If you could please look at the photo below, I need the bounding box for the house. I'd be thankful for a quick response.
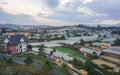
[92,42,111,48]
[3,34,28,54]
[101,42,111,48]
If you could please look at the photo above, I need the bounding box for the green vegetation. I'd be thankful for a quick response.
[0,57,43,75]
[111,30,120,35]
[60,63,72,75]
[0,39,4,53]
[112,38,120,46]
[0,56,72,75]
[27,45,33,50]
[72,58,85,69]
[41,59,53,75]
[24,53,34,64]
[101,64,114,70]
[79,39,85,46]
[54,47,90,62]
[6,58,13,64]
[84,62,99,75]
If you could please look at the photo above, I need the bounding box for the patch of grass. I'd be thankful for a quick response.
[101,64,114,70]
[54,47,90,62]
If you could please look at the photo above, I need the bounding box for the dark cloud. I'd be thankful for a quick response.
[84,0,120,20]
[44,0,120,23]
[44,0,59,8]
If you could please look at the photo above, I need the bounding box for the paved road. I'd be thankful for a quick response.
[0,54,25,64]
[0,54,66,75]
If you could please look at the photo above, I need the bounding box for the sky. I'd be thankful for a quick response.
[0,0,120,26]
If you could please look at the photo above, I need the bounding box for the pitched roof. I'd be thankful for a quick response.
[8,34,28,45]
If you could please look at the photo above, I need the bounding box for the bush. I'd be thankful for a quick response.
[72,58,84,69]
[24,53,34,64]
[7,58,13,64]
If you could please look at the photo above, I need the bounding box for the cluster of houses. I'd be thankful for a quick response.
[0,26,120,59]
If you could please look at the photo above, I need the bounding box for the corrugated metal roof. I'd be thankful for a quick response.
[103,46,120,55]
[8,34,28,44]
[80,47,101,56]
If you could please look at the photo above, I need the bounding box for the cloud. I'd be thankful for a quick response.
[82,0,93,4]
[33,16,71,25]
[77,6,107,16]
[0,0,54,17]
[0,0,120,25]
[0,7,71,25]
[97,20,120,25]
[0,2,8,4]
[85,0,120,20]
[0,8,40,24]
[44,0,59,8]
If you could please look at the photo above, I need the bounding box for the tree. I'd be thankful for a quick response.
[61,63,67,72]
[104,34,107,38]
[84,61,94,71]
[0,39,4,53]
[6,58,13,64]
[93,52,98,59]
[113,38,120,46]
[61,35,66,39]
[38,44,45,56]
[73,58,84,68]
[80,39,85,46]
[41,60,52,75]
[84,61,97,75]
[24,53,34,64]
[97,34,101,39]
[27,45,33,50]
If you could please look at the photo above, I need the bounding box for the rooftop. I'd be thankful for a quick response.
[103,46,120,55]
[80,47,101,56]
[7,34,28,44]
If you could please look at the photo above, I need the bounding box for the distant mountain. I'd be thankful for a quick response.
[114,23,120,27]
[0,24,19,28]
[89,23,120,27]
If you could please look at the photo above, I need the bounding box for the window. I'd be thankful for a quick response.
[22,43,26,47]
[19,45,22,49]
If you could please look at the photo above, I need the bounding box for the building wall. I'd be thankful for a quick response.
[18,42,27,53]
[6,44,19,54]
[101,43,111,48]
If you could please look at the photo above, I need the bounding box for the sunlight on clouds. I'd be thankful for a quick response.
[0,0,53,16]
[33,16,71,25]
[78,6,107,16]
[98,20,120,25]
[83,0,93,4]
[60,0,74,5]
[0,0,120,25]
[57,0,74,12]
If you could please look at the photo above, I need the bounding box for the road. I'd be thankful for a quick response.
[0,54,25,64]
